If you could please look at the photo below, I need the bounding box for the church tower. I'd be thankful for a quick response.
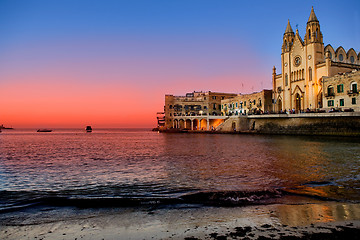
[276,20,295,111]
[304,6,324,109]
[282,20,295,53]
[304,7,323,45]
[273,7,360,113]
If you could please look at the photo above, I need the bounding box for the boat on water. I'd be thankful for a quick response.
[86,126,92,132]
[1,124,14,130]
[37,129,52,132]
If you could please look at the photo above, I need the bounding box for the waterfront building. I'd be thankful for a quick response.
[160,7,360,132]
[322,70,359,111]
[272,7,360,113]
[221,90,272,116]
[164,91,236,130]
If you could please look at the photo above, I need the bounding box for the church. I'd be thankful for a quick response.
[272,7,360,112]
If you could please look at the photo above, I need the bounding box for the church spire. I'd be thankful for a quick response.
[282,20,295,53]
[285,19,294,34]
[307,6,319,23]
[305,6,322,44]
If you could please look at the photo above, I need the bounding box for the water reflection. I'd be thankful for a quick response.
[0,130,359,201]
[276,203,360,226]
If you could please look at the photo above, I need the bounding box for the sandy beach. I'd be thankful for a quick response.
[1,200,360,240]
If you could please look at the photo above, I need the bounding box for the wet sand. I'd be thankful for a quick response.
[1,201,360,239]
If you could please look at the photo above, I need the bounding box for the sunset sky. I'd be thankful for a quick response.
[1,0,359,128]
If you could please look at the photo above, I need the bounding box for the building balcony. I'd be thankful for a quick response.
[325,93,335,97]
[347,90,359,95]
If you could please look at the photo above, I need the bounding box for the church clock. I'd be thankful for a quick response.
[294,56,301,67]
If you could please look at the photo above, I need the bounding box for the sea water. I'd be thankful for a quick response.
[0,129,360,212]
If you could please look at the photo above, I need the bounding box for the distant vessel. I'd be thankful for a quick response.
[37,129,52,132]
[0,124,13,130]
[86,126,92,132]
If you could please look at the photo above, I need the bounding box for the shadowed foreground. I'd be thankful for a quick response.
[1,201,360,240]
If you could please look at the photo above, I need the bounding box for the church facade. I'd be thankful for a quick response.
[272,7,360,112]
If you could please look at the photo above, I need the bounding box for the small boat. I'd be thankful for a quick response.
[37,129,52,132]
[86,126,92,132]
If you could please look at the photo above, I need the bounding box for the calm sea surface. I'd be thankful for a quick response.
[0,129,360,211]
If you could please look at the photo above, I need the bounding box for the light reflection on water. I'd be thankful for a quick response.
[0,129,359,202]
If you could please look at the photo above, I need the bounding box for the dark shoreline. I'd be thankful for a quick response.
[188,223,360,240]
[156,128,360,138]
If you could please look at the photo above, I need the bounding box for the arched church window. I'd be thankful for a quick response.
[285,74,288,86]
[285,40,287,50]
[302,69,304,79]
[329,51,332,59]
[339,54,344,62]
[350,56,355,64]
[316,28,318,39]
[309,67,312,81]
[308,29,311,40]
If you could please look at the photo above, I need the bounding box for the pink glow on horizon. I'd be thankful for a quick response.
[0,37,270,128]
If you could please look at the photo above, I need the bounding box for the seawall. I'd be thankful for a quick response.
[222,112,360,137]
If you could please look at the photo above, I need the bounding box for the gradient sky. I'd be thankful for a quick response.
[1,0,359,128]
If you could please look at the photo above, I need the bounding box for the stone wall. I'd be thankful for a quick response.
[218,113,360,136]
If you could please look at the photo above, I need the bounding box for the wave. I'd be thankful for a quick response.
[180,189,284,206]
[0,189,284,213]
[1,187,356,213]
